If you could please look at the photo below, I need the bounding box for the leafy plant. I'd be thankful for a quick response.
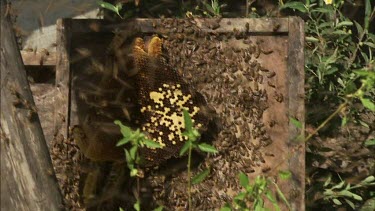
[279,1,375,209]
[98,1,124,18]
[114,120,162,210]
[323,175,375,209]
[179,109,218,210]
[304,66,375,142]
[280,0,374,116]
[195,0,226,17]
[115,120,162,177]
[221,171,291,211]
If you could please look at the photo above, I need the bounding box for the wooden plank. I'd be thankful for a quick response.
[0,4,64,210]
[67,18,289,34]
[21,51,56,66]
[287,16,305,211]
[54,19,71,139]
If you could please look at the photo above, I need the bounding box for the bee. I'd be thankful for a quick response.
[274,92,284,103]
[39,48,50,65]
[267,80,276,88]
[254,44,260,58]
[261,48,273,55]
[273,23,281,32]
[267,71,276,78]
[261,166,271,173]
[245,22,250,32]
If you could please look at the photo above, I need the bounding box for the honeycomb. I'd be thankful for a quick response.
[133,36,209,166]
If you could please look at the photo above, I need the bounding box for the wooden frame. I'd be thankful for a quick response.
[55,17,305,210]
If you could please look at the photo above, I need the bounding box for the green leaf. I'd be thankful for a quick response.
[192,129,200,138]
[354,21,363,36]
[352,193,363,201]
[341,116,348,127]
[97,1,118,13]
[306,36,319,43]
[332,30,349,35]
[97,0,123,18]
[130,168,138,177]
[333,198,342,205]
[265,190,281,211]
[115,2,122,10]
[311,7,332,13]
[363,42,375,48]
[202,1,215,15]
[119,208,124,211]
[340,190,355,197]
[198,143,218,153]
[133,200,141,211]
[342,190,362,200]
[153,206,164,211]
[336,21,353,28]
[364,0,371,30]
[179,140,191,156]
[344,198,356,210]
[239,172,249,188]
[192,169,210,185]
[143,139,162,148]
[114,120,132,137]
[265,190,276,203]
[325,48,338,65]
[360,98,375,111]
[289,117,302,129]
[319,22,333,29]
[278,170,292,180]
[279,2,307,13]
[130,145,138,160]
[124,149,132,164]
[325,67,338,75]
[332,181,345,190]
[363,176,375,183]
[234,192,246,201]
[183,109,193,131]
[116,137,131,146]
[359,120,369,128]
[354,70,372,77]
[360,197,375,211]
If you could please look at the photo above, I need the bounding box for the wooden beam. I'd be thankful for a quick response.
[21,50,56,66]
[0,2,64,210]
[287,16,305,211]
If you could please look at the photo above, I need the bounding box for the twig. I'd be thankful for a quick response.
[304,100,348,142]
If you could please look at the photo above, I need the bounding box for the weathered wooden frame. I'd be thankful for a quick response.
[55,17,305,210]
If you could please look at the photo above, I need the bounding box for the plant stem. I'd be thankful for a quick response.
[136,153,141,207]
[304,100,348,142]
[137,177,140,200]
[187,143,192,211]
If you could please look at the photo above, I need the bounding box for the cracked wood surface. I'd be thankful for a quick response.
[0,3,63,210]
